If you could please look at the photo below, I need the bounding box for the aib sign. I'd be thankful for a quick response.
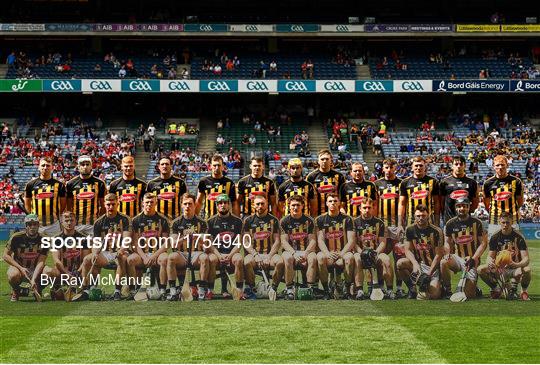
[277,80,316,92]
[43,80,81,92]
[200,80,238,92]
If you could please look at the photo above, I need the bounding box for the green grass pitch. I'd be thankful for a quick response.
[1,240,539,363]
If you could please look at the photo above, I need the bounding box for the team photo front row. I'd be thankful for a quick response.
[5,191,531,303]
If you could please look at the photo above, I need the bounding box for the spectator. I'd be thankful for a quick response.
[118,66,127,78]
[181,68,189,79]
[94,64,102,72]
[269,60,277,72]
[216,134,225,145]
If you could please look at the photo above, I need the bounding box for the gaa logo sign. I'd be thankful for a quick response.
[335,25,350,32]
[50,80,75,91]
[199,24,214,31]
[363,81,388,91]
[402,81,425,91]
[129,81,153,91]
[168,81,191,91]
[290,25,304,32]
[207,81,231,91]
[246,81,268,91]
[323,81,346,91]
[245,25,259,32]
[90,81,112,90]
[285,81,308,91]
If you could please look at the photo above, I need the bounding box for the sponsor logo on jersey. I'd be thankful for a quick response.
[318,184,335,193]
[360,233,377,242]
[254,231,271,240]
[64,249,81,259]
[456,235,473,245]
[208,192,222,201]
[20,252,40,260]
[494,191,512,201]
[381,192,399,199]
[76,191,95,200]
[248,191,266,200]
[415,241,430,251]
[218,231,236,239]
[325,231,344,240]
[290,232,308,241]
[350,196,364,205]
[36,192,54,199]
[411,190,428,199]
[142,230,158,238]
[450,190,469,200]
[158,192,175,201]
[120,193,136,202]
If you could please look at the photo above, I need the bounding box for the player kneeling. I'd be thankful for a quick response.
[207,194,244,299]
[168,193,210,301]
[396,205,444,300]
[316,193,356,299]
[242,196,283,300]
[280,195,318,299]
[127,193,170,300]
[43,211,88,300]
[441,198,486,300]
[4,214,47,301]
[353,199,394,300]
[478,212,531,300]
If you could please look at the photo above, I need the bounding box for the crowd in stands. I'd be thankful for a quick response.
[167,121,199,136]
[325,115,391,153]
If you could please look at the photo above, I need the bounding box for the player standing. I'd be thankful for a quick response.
[374,158,405,297]
[146,157,187,221]
[66,155,106,235]
[196,155,238,219]
[398,156,440,228]
[277,158,317,217]
[237,156,278,217]
[340,162,377,217]
[24,157,66,237]
[109,156,147,218]
[482,155,524,238]
[439,155,479,223]
[307,149,345,217]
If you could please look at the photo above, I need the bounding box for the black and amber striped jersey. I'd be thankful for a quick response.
[375,178,402,226]
[488,229,527,262]
[280,214,315,251]
[58,230,88,271]
[131,212,170,253]
[340,180,378,217]
[242,213,280,254]
[399,175,439,225]
[66,176,106,225]
[278,179,315,216]
[237,175,276,216]
[444,216,484,258]
[316,212,354,252]
[146,176,187,220]
[7,231,47,269]
[93,213,131,252]
[482,175,523,224]
[25,177,66,226]
[109,177,147,218]
[171,215,208,252]
[197,176,237,219]
[405,224,443,265]
[353,216,385,250]
[207,213,243,254]
[440,175,478,223]
[306,169,345,216]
